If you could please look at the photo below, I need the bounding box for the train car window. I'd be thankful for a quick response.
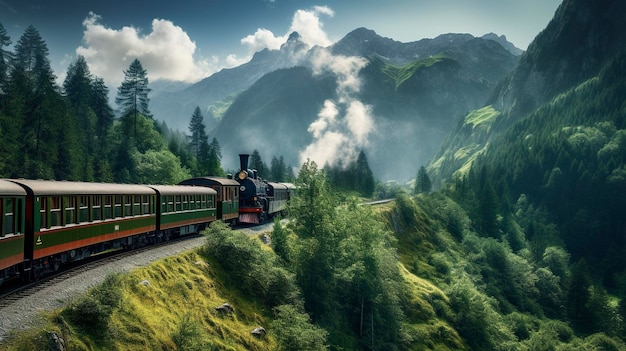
[199,195,205,209]
[39,196,47,229]
[4,198,15,235]
[16,198,23,234]
[64,196,77,225]
[142,195,150,214]
[104,196,112,219]
[160,196,167,213]
[50,197,61,227]
[123,195,132,217]
[92,196,102,221]
[114,195,122,218]
[181,195,188,211]
[79,196,89,223]
[167,195,175,213]
[133,195,141,215]
[0,198,3,236]
[175,195,182,212]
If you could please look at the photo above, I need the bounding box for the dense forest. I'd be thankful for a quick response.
[0,23,228,184]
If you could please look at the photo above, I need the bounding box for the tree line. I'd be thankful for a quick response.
[0,23,225,184]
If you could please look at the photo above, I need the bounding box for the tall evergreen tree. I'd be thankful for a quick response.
[249,149,268,177]
[187,106,210,176]
[270,156,287,181]
[414,165,432,194]
[10,26,65,179]
[115,58,151,138]
[354,150,375,197]
[63,55,96,180]
[206,137,223,176]
[91,78,114,149]
[0,22,11,92]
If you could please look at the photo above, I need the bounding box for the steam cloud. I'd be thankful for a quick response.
[298,48,374,169]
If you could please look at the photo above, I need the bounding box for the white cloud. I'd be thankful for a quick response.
[239,6,334,56]
[77,12,214,87]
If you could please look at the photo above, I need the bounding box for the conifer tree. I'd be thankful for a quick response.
[188,106,208,160]
[206,137,223,176]
[91,78,114,150]
[116,58,151,138]
[63,55,96,180]
[414,165,432,194]
[249,149,268,177]
[0,22,11,91]
[11,25,65,179]
[354,150,375,197]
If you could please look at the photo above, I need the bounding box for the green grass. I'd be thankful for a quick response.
[383,54,450,89]
[0,249,276,351]
[463,105,500,128]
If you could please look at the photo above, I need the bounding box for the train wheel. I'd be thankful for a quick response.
[51,258,61,273]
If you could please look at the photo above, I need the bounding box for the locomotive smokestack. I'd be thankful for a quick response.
[239,154,250,171]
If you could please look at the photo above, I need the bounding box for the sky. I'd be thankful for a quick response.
[0,0,562,89]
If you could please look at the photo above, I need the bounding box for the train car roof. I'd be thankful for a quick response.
[282,183,297,189]
[179,177,240,187]
[7,179,155,196]
[147,184,217,196]
[0,179,28,196]
[266,182,288,190]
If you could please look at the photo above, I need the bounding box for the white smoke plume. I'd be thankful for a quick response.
[298,48,375,169]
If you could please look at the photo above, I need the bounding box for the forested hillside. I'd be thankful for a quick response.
[0,24,229,183]
[428,0,626,342]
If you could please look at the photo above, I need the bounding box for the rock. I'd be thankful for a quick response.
[215,303,235,314]
[139,280,150,286]
[261,233,271,245]
[47,332,65,351]
[251,326,266,338]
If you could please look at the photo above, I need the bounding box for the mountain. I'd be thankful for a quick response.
[428,0,626,280]
[430,0,626,185]
[150,32,310,131]
[208,29,520,179]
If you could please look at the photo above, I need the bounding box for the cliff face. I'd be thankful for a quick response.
[490,0,626,122]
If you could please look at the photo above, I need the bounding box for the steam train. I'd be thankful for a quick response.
[181,153,295,225]
[0,153,294,286]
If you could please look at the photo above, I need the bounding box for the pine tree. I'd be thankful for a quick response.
[91,77,114,151]
[354,150,375,197]
[188,106,208,159]
[63,55,96,180]
[10,25,64,179]
[206,137,223,176]
[414,165,432,194]
[249,149,268,177]
[116,58,151,138]
[271,156,287,181]
[0,22,12,92]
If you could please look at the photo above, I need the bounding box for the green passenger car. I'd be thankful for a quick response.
[147,185,217,236]
[178,177,240,224]
[0,180,26,285]
[8,179,158,275]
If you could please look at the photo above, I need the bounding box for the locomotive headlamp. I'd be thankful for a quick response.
[238,171,247,180]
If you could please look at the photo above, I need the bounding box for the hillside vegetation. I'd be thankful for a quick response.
[2,161,625,350]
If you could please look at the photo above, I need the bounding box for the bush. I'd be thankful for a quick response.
[272,304,328,351]
[62,273,123,338]
[171,314,204,351]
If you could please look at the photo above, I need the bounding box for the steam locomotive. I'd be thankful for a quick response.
[182,154,295,225]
